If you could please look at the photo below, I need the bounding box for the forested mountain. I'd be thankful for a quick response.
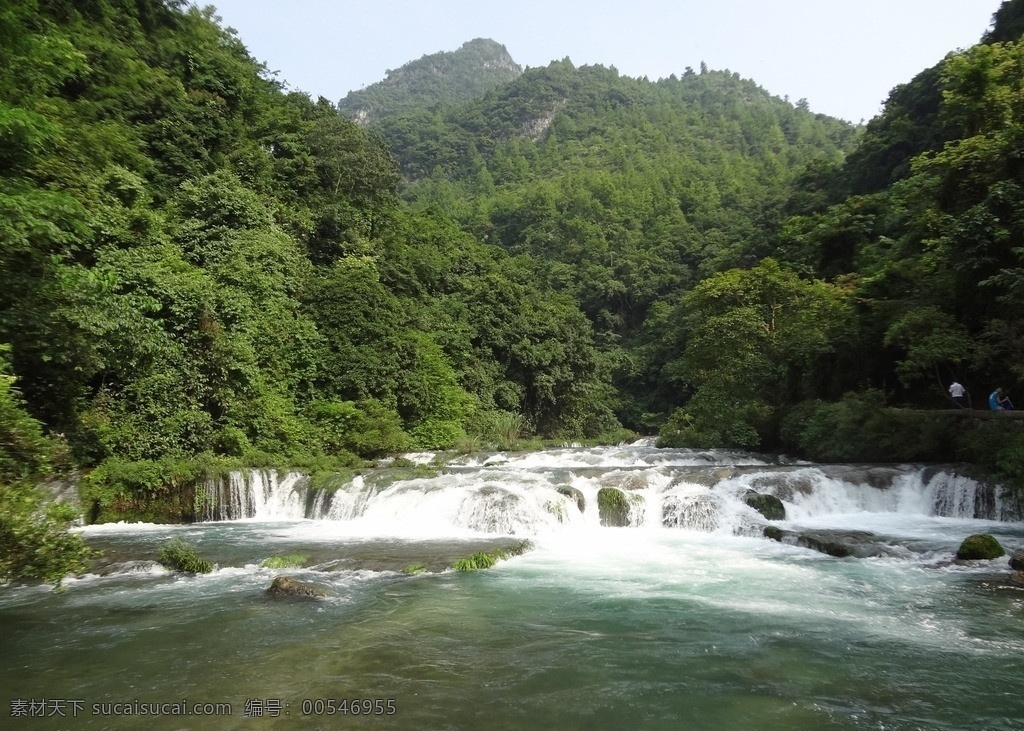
[338,38,521,124]
[365,61,859,427]
[4,0,1024,578]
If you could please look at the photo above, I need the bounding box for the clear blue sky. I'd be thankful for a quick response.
[203,0,1003,124]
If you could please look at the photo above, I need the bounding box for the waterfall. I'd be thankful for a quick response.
[196,446,1017,535]
[199,469,308,521]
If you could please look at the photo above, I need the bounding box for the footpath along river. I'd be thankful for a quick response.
[2,441,1023,730]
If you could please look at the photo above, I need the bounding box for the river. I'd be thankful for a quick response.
[2,441,1023,730]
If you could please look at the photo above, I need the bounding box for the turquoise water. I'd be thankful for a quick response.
[2,447,1023,730]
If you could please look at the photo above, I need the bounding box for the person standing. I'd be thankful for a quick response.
[949,380,966,408]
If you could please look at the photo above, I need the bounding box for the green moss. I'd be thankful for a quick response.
[598,487,640,527]
[261,554,308,569]
[956,533,1005,560]
[453,540,532,572]
[158,538,213,574]
[404,563,428,574]
[454,552,498,572]
[307,469,359,493]
[362,462,440,490]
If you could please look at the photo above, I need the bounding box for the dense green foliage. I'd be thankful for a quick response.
[0,348,91,584]
[370,59,858,430]
[2,0,1024,578]
[1,0,616,469]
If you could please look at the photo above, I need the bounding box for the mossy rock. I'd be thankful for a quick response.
[744,491,786,521]
[797,533,853,558]
[265,576,326,599]
[956,534,1005,560]
[763,525,784,542]
[597,487,632,527]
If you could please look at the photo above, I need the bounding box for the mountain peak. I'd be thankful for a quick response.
[339,38,522,124]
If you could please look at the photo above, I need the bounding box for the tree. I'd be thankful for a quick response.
[660,259,850,448]
[0,348,90,584]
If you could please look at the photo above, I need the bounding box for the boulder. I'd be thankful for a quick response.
[556,486,586,514]
[796,531,855,558]
[1009,551,1024,571]
[597,487,631,527]
[792,529,888,558]
[955,534,1005,561]
[1010,571,1024,587]
[744,491,785,521]
[265,576,326,599]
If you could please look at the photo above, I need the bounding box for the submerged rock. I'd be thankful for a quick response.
[265,576,326,599]
[764,527,899,558]
[97,560,162,576]
[796,531,860,558]
[955,534,1005,561]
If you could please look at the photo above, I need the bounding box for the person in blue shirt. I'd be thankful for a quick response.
[989,387,1013,410]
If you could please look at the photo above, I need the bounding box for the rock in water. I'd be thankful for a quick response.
[744,491,786,521]
[955,534,1005,561]
[265,576,326,599]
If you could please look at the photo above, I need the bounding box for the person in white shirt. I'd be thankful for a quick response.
[949,380,966,408]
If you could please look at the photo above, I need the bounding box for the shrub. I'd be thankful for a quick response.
[657,389,771,449]
[158,538,213,573]
[0,359,92,585]
[780,391,954,462]
[0,482,93,585]
[464,410,530,450]
[306,398,412,458]
[410,419,464,449]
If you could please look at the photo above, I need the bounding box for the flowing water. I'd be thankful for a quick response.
[3,442,1024,730]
